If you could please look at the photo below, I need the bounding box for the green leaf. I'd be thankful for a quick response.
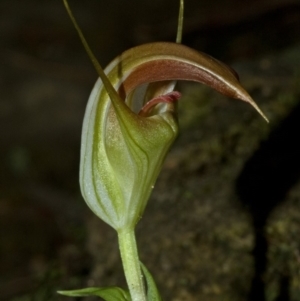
[57,286,131,301]
[140,262,162,301]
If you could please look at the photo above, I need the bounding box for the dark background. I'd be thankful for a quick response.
[1,0,300,300]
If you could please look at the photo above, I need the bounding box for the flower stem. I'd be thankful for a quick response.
[118,228,146,301]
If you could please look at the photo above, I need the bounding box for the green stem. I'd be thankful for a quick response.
[118,228,146,301]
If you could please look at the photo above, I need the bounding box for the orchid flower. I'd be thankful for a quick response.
[80,41,268,231]
[59,1,268,301]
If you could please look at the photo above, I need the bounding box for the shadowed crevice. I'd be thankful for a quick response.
[236,100,300,301]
